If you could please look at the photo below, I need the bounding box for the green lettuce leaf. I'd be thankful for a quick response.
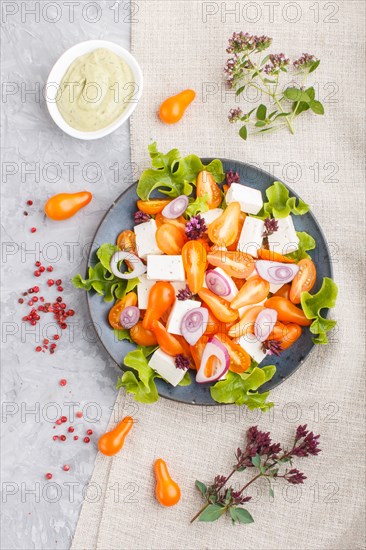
[116,349,160,403]
[185,194,210,218]
[72,244,139,302]
[137,142,225,200]
[210,365,276,411]
[114,329,133,342]
[178,371,192,386]
[301,277,338,344]
[262,181,309,218]
[286,231,316,261]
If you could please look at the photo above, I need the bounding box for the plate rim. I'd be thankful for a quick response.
[85,158,334,405]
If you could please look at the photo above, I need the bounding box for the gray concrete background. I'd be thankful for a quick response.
[1,2,133,548]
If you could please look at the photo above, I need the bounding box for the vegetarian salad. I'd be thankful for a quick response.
[73,143,338,410]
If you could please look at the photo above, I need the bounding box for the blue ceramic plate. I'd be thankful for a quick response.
[86,159,333,405]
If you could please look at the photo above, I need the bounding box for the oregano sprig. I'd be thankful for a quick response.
[224,32,324,140]
[191,424,321,524]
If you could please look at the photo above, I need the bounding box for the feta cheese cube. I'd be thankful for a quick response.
[134,219,162,259]
[147,255,185,281]
[235,333,267,364]
[226,183,263,215]
[167,299,201,335]
[200,208,223,226]
[137,274,157,309]
[148,348,186,386]
[267,216,299,255]
[237,217,264,257]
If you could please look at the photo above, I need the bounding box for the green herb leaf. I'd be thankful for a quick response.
[137,143,224,200]
[284,88,311,103]
[305,87,315,100]
[195,480,207,497]
[310,100,325,115]
[263,181,309,218]
[185,194,210,218]
[210,365,276,410]
[286,231,316,261]
[292,101,310,116]
[251,453,261,468]
[309,59,320,73]
[178,371,192,386]
[256,104,267,120]
[301,278,338,344]
[114,329,133,342]
[255,121,267,127]
[198,504,226,522]
[236,85,246,96]
[239,125,248,140]
[230,507,254,524]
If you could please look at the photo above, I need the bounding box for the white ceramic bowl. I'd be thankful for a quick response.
[46,40,143,140]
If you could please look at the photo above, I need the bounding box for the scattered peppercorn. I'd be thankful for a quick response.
[59,378,67,386]
[45,473,52,480]
[86,429,93,436]
[84,437,90,443]
[31,227,37,233]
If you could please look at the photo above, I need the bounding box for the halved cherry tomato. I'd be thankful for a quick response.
[207,250,255,279]
[196,170,222,209]
[265,297,311,326]
[189,335,210,370]
[198,288,238,323]
[289,259,317,304]
[182,241,207,293]
[203,305,221,335]
[143,282,176,329]
[151,320,184,356]
[267,321,302,350]
[215,333,251,373]
[232,277,246,290]
[196,237,211,254]
[155,213,187,231]
[257,249,296,264]
[156,223,187,255]
[227,212,246,251]
[108,292,137,330]
[223,184,229,193]
[136,199,171,215]
[228,305,265,338]
[231,275,270,310]
[274,283,291,299]
[130,321,158,346]
[117,229,137,255]
[208,202,241,246]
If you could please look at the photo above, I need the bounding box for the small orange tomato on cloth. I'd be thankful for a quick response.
[159,89,196,124]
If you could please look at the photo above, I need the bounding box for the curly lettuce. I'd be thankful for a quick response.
[262,181,309,218]
[137,142,225,200]
[301,277,338,344]
[286,231,316,261]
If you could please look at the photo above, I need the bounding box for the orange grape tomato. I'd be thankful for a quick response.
[130,321,158,346]
[98,416,134,457]
[151,320,184,356]
[230,275,270,310]
[44,191,92,221]
[206,250,255,279]
[182,240,207,293]
[197,288,238,323]
[202,305,221,335]
[227,212,246,251]
[155,213,187,231]
[136,199,171,215]
[156,223,187,255]
[215,333,251,373]
[142,282,176,329]
[208,202,241,246]
[116,229,137,253]
[289,259,317,304]
[274,283,291,299]
[175,335,193,359]
[228,305,266,338]
[268,322,302,350]
[154,458,181,507]
[232,277,246,290]
[108,292,138,330]
[196,170,222,209]
[189,335,210,370]
[159,89,196,124]
[265,297,312,326]
[257,249,296,264]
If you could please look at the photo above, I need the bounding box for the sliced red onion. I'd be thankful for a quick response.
[110,251,147,279]
[205,269,231,297]
[120,306,140,329]
[162,195,189,218]
[180,307,208,345]
[254,308,278,342]
[256,260,299,284]
[196,337,230,384]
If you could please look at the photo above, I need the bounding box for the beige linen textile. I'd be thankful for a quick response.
[72,1,366,549]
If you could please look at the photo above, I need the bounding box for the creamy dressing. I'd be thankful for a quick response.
[57,48,134,132]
